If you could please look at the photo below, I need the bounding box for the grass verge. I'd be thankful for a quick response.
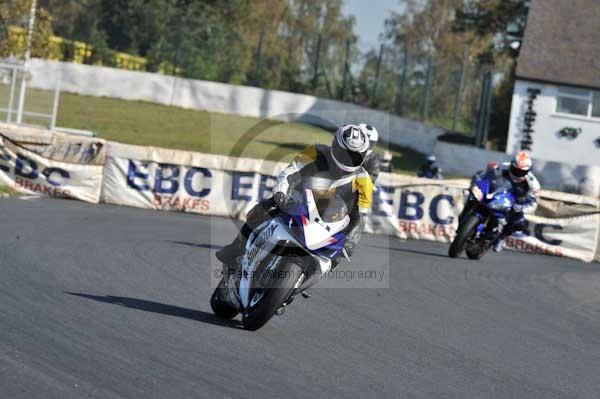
[0,86,426,174]
[0,185,20,197]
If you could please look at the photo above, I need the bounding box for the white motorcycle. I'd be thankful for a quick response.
[210,188,351,331]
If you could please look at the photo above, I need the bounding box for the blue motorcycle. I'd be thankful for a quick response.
[449,175,516,259]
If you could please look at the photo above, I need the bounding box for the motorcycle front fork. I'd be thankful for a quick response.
[475,216,506,243]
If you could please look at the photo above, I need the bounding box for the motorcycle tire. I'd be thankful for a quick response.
[449,214,480,258]
[210,277,239,319]
[242,261,302,331]
[466,245,487,260]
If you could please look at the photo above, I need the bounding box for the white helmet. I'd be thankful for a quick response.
[359,123,379,154]
[331,124,369,172]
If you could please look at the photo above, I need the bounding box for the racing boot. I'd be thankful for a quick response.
[216,234,246,266]
[493,238,505,253]
[331,258,340,270]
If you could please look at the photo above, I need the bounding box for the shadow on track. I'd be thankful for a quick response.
[66,292,242,329]
[168,241,224,250]
[366,244,449,259]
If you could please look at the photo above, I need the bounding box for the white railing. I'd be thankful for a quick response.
[0,62,61,130]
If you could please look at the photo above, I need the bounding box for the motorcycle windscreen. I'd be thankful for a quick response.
[312,232,346,259]
[304,189,350,250]
[280,190,349,252]
[487,191,515,214]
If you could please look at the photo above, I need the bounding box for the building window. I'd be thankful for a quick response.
[555,87,600,118]
[593,92,600,118]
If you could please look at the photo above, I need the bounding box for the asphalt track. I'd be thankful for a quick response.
[2,198,600,398]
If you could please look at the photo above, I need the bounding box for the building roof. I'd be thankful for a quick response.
[516,0,600,90]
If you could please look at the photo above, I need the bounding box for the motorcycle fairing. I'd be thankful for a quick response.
[470,176,517,241]
[238,189,350,310]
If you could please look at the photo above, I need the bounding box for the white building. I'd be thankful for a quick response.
[506,0,600,167]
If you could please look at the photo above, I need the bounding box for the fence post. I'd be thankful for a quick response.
[320,64,333,98]
[452,61,467,131]
[475,70,493,148]
[252,27,265,86]
[83,2,97,64]
[481,71,493,147]
[395,46,408,116]
[339,39,350,100]
[50,74,61,130]
[7,66,17,123]
[371,44,384,107]
[16,0,37,124]
[420,56,433,121]
[348,72,357,103]
[311,34,322,94]
[172,12,183,76]
[475,72,486,146]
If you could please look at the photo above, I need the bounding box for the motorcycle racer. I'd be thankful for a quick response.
[359,123,380,183]
[417,155,443,179]
[471,152,540,252]
[491,151,540,252]
[459,161,501,222]
[380,150,393,173]
[216,124,374,269]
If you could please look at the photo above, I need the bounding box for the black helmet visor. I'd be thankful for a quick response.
[332,142,365,168]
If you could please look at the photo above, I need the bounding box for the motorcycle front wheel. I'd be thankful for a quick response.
[242,261,303,331]
[449,214,480,258]
[466,245,488,260]
[210,277,239,319]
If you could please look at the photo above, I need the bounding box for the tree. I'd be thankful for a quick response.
[38,0,92,41]
[88,26,111,65]
[31,0,360,95]
[454,0,530,148]
[454,0,529,61]
[382,0,489,124]
[380,0,530,147]
[240,0,357,93]
[0,0,54,59]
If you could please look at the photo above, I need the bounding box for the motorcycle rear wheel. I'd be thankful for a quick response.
[242,261,302,331]
[449,214,480,258]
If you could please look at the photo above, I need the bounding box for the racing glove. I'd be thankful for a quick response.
[344,239,356,257]
[512,203,524,212]
[273,192,297,212]
[343,213,366,258]
[471,186,484,201]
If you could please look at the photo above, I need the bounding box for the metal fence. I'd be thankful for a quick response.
[0,62,61,129]
[32,10,496,143]
[6,0,502,147]
[44,41,495,146]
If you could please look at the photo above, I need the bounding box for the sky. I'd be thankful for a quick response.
[342,0,404,51]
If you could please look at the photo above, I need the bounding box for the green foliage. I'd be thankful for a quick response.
[40,0,357,92]
[0,0,54,58]
[453,1,530,148]
[0,184,20,197]
[488,68,516,148]
[34,0,527,151]
[375,0,530,147]
[454,0,529,60]
[88,28,111,65]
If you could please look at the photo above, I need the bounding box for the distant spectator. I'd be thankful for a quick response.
[380,150,393,173]
[417,155,443,179]
[359,124,381,183]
